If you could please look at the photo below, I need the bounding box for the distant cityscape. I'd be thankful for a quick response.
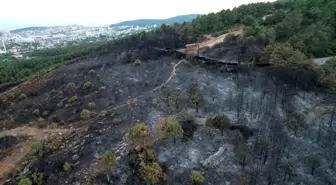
[0,24,157,58]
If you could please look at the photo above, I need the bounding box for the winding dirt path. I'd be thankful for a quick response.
[96,60,185,117]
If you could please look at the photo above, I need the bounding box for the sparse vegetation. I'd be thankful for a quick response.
[42,111,49,117]
[18,93,27,100]
[134,59,141,65]
[88,102,96,108]
[191,92,202,112]
[100,152,117,182]
[80,109,91,120]
[68,96,78,104]
[67,82,77,89]
[139,161,163,185]
[32,172,44,185]
[205,115,231,136]
[32,109,40,116]
[190,171,205,184]
[30,142,42,154]
[83,81,94,90]
[18,178,33,185]
[165,121,183,143]
[63,162,72,172]
[128,123,152,149]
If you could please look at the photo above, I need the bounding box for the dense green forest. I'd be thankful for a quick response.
[0,42,106,85]
[175,0,336,58]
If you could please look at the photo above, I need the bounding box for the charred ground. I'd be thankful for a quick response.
[0,30,336,185]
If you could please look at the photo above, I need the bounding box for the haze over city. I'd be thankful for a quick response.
[1,0,274,30]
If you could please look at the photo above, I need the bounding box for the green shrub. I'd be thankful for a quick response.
[82,177,95,185]
[190,171,204,184]
[18,93,27,100]
[57,90,64,97]
[63,162,72,172]
[49,89,57,95]
[166,121,183,143]
[50,122,58,129]
[88,70,96,75]
[88,102,96,108]
[80,109,91,120]
[32,172,44,185]
[128,123,151,148]
[68,96,78,104]
[57,101,63,107]
[191,92,202,112]
[139,161,163,185]
[67,83,77,89]
[42,111,49,117]
[83,81,94,90]
[30,142,42,154]
[18,178,32,185]
[32,109,40,116]
[37,117,44,122]
[134,59,141,65]
[205,115,231,136]
[112,117,122,125]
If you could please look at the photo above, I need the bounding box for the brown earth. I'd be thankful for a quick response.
[0,126,86,182]
[179,30,243,55]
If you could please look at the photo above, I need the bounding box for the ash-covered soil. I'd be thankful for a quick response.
[1,37,336,185]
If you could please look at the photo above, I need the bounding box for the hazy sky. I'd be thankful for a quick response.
[0,0,274,30]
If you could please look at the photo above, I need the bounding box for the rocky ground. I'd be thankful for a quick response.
[0,36,336,185]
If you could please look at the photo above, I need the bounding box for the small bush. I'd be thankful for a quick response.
[18,93,27,100]
[82,177,95,185]
[68,96,78,104]
[49,89,57,95]
[32,172,44,185]
[83,81,94,90]
[18,178,32,185]
[88,102,96,108]
[50,122,58,129]
[57,90,64,97]
[190,171,204,184]
[88,70,96,75]
[42,111,49,117]
[134,59,141,65]
[166,121,183,143]
[57,101,64,107]
[63,162,72,172]
[30,142,42,154]
[32,109,40,116]
[80,109,91,120]
[139,161,163,185]
[112,118,122,125]
[67,83,77,89]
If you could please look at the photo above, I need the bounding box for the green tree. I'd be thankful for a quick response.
[166,121,183,143]
[18,178,32,185]
[205,115,231,136]
[189,171,205,185]
[139,161,163,185]
[101,152,117,182]
[128,123,151,148]
[191,92,202,112]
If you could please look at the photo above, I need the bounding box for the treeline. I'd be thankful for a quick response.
[174,0,336,58]
[0,42,106,85]
[0,29,187,86]
[173,0,336,90]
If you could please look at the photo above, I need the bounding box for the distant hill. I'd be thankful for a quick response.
[10,27,48,33]
[110,14,200,27]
